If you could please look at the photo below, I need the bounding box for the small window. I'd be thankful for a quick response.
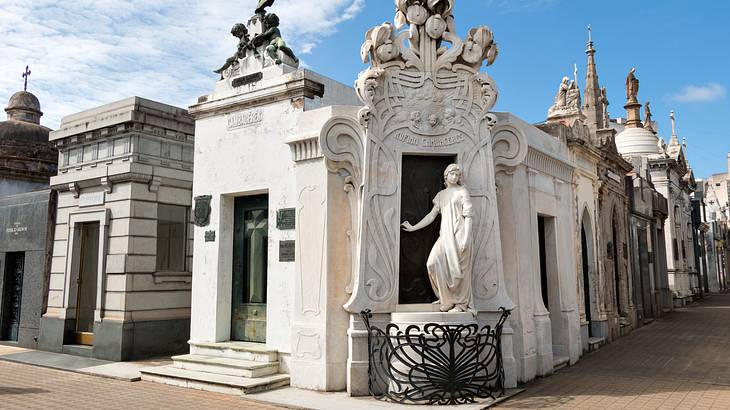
[156,204,188,272]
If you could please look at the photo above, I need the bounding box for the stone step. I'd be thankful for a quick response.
[553,355,570,371]
[189,341,279,363]
[587,337,607,352]
[171,354,278,378]
[140,365,290,396]
[62,344,92,358]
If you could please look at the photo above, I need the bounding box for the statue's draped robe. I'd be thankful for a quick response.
[427,186,475,312]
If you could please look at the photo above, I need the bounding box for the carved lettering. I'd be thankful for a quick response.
[394,131,466,147]
[227,109,263,130]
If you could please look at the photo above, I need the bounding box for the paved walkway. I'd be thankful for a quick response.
[496,293,730,410]
[0,358,286,410]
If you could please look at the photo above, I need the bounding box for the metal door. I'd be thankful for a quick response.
[1,252,25,341]
[231,195,269,342]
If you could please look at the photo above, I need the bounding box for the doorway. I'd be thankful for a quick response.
[398,154,455,304]
[1,252,25,341]
[74,222,100,345]
[637,227,653,319]
[231,194,269,343]
[581,222,593,337]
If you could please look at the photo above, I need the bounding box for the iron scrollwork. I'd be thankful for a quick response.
[360,308,511,405]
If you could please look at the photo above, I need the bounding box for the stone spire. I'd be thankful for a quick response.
[583,25,604,130]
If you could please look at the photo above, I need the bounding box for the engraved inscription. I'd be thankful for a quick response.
[394,130,466,147]
[227,109,263,130]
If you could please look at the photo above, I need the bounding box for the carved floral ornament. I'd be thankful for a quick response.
[361,0,498,71]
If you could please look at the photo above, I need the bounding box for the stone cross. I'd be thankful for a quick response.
[670,110,676,136]
[22,65,31,91]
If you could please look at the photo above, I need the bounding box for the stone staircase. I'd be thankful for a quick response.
[140,341,290,395]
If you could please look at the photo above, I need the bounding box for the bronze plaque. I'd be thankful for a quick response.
[276,208,296,230]
[279,240,295,262]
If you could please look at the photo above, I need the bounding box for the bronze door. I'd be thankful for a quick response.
[1,252,25,341]
[75,222,99,345]
[399,155,455,304]
[231,195,268,342]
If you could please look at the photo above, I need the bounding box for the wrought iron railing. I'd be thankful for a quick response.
[360,308,510,405]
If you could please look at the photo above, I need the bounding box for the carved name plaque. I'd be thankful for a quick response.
[6,222,28,236]
[279,240,295,262]
[231,72,263,88]
[79,192,105,207]
[276,208,296,230]
[227,109,263,130]
[394,130,466,147]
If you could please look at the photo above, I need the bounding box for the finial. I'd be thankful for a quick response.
[588,24,592,43]
[670,110,676,136]
[22,65,31,92]
[573,63,578,85]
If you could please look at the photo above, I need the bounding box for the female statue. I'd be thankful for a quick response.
[401,164,475,313]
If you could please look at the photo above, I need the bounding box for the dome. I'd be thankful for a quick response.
[1,90,50,142]
[615,127,660,157]
[6,91,41,114]
[0,119,51,143]
[5,91,43,125]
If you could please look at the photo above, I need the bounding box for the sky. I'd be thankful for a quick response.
[1,0,728,178]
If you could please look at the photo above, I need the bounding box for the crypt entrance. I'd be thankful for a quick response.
[398,154,455,305]
[231,194,269,343]
[73,222,100,346]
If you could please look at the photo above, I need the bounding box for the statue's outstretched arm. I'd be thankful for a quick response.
[401,205,439,232]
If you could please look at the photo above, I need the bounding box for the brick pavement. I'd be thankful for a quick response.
[0,359,287,410]
[496,293,730,410]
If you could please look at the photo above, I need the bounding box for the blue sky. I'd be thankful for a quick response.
[1,0,728,177]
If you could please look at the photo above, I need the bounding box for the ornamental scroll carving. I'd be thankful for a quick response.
[321,0,525,314]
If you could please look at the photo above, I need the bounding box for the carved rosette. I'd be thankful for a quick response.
[321,0,524,314]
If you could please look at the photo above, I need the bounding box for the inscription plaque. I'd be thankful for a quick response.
[276,208,296,230]
[232,72,263,88]
[279,240,295,262]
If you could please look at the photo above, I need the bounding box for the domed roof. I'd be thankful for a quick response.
[0,119,51,143]
[615,127,660,157]
[1,90,50,142]
[6,91,42,115]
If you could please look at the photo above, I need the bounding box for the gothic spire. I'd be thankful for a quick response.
[583,25,604,131]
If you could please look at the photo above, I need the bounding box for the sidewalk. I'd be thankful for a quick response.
[495,293,730,409]
[0,344,170,381]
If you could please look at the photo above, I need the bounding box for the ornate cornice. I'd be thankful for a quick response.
[524,147,573,182]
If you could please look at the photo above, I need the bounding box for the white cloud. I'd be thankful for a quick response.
[672,83,727,103]
[0,0,363,128]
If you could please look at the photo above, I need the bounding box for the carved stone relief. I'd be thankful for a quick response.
[320,1,526,314]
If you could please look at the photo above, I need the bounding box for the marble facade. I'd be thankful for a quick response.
[38,97,195,360]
